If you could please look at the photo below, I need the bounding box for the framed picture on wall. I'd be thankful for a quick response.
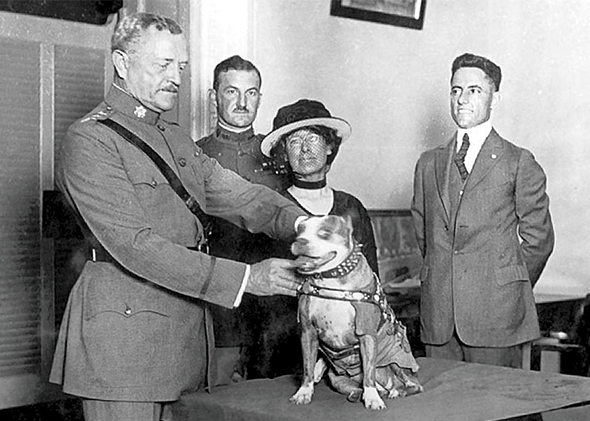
[330,0,427,30]
[368,209,422,290]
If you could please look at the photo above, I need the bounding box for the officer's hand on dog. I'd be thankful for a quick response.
[247,258,302,297]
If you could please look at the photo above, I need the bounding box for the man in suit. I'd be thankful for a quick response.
[411,53,554,367]
[196,56,291,382]
[49,13,305,421]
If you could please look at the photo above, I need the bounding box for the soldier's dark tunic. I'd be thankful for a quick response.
[197,127,289,264]
[197,126,295,378]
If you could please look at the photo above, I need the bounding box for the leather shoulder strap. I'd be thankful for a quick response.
[97,118,210,228]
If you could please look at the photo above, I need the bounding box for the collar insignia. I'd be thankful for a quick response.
[134,105,147,119]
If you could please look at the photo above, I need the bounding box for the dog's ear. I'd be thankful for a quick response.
[345,214,356,245]
[344,214,354,230]
[342,215,354,237]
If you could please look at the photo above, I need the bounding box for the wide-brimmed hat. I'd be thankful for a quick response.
[261,99,352,157]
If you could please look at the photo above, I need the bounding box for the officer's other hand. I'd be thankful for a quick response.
[246,258,302,297]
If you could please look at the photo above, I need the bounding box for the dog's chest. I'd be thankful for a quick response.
[308,296,358,349]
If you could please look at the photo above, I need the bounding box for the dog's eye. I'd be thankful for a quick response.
[318,230,331,240]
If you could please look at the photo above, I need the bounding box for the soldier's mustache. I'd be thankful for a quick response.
[162,84,179,93]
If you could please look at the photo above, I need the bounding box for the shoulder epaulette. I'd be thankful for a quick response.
[80,109,112,124]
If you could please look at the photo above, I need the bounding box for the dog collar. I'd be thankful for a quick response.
[311,243,363,279]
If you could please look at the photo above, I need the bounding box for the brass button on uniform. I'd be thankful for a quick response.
[151,179,158,187]
[178,158,187,167]
[124,307,132,316]
[157,124,165,131]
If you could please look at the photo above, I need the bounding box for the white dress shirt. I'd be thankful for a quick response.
[457,120,492,173]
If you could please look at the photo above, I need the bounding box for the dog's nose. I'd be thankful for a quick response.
[291,237,309,255]
[294,237,309,246]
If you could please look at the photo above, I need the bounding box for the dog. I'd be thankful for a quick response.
[289,215,423,410]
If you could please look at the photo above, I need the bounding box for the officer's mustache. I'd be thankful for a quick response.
[233,106,250,113]
[162,84,179,93]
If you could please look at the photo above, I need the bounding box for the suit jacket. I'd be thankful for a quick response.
[49,85,304,401]
[411,129,554,347]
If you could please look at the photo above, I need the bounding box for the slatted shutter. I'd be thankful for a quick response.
[54,45,107,152]
[0,38,42,376]
[0,37,107,403]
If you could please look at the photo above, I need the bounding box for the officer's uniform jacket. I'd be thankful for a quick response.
[411,129,554,347]
[196,126,289,192]
[49,85,304,401]
[196,126,291,350]
[196,126,289,264]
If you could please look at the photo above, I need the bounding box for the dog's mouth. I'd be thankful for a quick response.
[294,251,337,274]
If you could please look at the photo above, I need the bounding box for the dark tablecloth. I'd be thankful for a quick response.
[171,358,590,421]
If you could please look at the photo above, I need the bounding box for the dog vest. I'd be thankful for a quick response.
[297,243,418,376]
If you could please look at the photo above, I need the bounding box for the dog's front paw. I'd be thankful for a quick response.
[363,387,386,410]
[290,384,314,405]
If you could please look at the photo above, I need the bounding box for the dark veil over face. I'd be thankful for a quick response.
[270,125,342,178]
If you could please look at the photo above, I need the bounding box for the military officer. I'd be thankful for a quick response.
[49,13,305,421]
[196,55,293,381]
[197,54,289,191]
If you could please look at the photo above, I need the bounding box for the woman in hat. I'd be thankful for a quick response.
[245,99,379,380]
[261,98,378,274]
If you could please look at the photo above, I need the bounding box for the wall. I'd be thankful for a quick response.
[239,0,590,295]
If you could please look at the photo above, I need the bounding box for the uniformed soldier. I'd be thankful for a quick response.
[49,13,305,421]
[197,55,288,191]
[196,55,295,381]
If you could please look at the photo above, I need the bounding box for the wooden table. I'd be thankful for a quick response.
[171,357,590,421]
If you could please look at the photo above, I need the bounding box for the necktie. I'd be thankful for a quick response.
[455,133,470,182]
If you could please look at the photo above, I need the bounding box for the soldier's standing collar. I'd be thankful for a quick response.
[214,125,256,144]
[105,84,160,125]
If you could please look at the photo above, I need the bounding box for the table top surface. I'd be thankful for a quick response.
[173,358,590,421]
[534,292,587,304]
[385,279,587,304]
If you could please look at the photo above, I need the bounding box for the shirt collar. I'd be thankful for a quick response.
[106,83,160,125]
[218,119,253,134]
[457,120,492,151]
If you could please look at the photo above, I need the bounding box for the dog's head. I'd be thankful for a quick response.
[291,215,355,274]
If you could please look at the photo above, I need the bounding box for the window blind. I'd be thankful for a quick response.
[0,38,42,376]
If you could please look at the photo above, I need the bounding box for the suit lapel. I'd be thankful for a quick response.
[464,129,504,191]
[435,137,455,222]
